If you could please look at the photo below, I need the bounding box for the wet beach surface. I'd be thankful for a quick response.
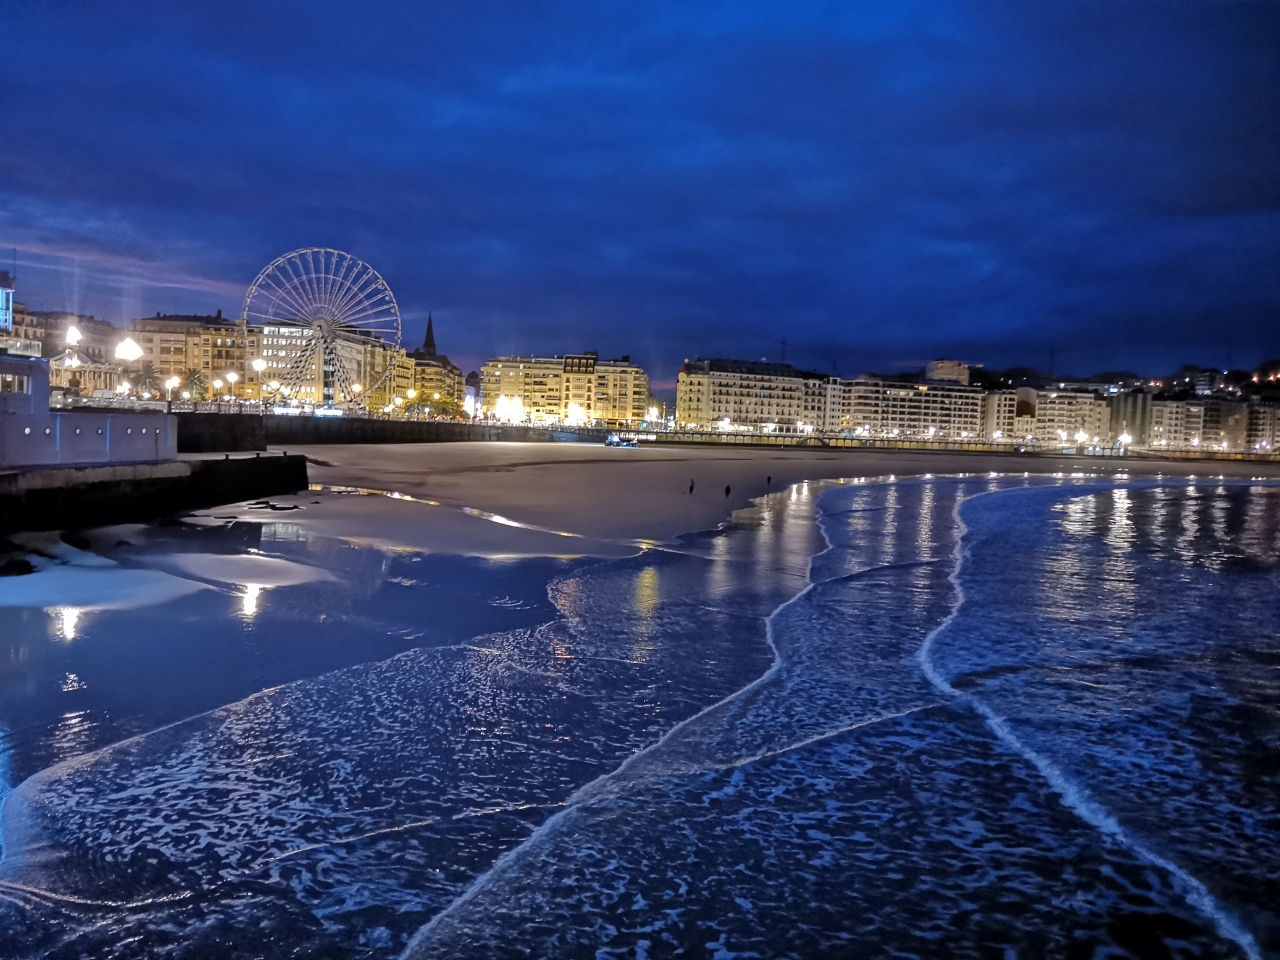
[0,471,1276,958]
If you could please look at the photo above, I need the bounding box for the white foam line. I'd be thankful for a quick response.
[401,482,848,955]
[918,486,1262,960]
[0,880,193,910]
[713,704,942,773]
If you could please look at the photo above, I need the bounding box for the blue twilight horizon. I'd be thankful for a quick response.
[1,0,1278,383]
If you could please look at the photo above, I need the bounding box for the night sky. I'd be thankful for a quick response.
[2,1,1278,385]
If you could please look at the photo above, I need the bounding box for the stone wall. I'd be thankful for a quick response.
[0,454,308,534]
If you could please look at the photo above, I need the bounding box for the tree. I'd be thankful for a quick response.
[134,360,160,395]
[408,395,464,419]
[181,368,207,400]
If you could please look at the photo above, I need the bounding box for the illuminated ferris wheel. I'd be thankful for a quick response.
[242,248,401,406]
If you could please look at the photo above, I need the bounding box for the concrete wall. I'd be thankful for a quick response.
[0,454,308,534]
[1,354,178,468]
[176,412,266,453]
[0,410,177,467]
[263,415,573,446]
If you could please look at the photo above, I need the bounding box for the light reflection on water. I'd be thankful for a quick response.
[0,478,1276,960]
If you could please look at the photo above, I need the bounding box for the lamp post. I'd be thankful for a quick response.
[165,376,180,403]
[251,359,266,404]
[226,371,239,402]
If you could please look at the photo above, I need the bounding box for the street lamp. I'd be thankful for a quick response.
[226,371,239,400]
[114,338,144,362]
[65,325,82,346]
[252,358,267,373]
[165,376,180,401]
[1074,430,1090,444]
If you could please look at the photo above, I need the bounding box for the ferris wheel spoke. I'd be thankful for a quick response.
[331,259,390,322]
[335,296,399,330]
[320,253,364,316]
[327,253,361,319]
[328,345,360,405]
[278,258,323,321]
[317,250,341,319]
[303,249,331,321]
[259,271,316,323]
[277,334,319,383]
[328,263,378,322]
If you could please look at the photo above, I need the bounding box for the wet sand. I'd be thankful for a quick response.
[271,441,1280,544]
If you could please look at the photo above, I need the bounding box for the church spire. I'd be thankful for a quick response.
[422,313,437,356]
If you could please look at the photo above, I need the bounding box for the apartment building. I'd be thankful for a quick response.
[1200,399,1249,452]
[1247,403,1279,452]
[924,359,971,385]
[1150,399,1205,449]
[1023,389,1111,443]
[482,352,650,424]
[676,359,828,433]
[409,318,464,404]
[1107,391,1153,445]
[845,377,986,439]
[983,390,1018,441]
[129,311,269,399]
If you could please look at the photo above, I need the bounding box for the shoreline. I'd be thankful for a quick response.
[275,441,1280,547]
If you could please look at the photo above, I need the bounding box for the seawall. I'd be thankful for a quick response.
[176,413,596,452]
[0,454,309,535]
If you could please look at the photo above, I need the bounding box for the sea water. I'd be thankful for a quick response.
[0,476,1276,958]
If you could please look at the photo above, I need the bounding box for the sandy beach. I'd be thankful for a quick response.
[268,441,1280,547]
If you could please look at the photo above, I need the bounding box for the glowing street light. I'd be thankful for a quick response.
[65,325,82,346]
[1074,430,1090,444]
[181,390,191,400]
[114,338,144,362]
[116,381,130,394]
[251,358,267,373]
[406,389,417,400]
[165,376,180,401]
[1117,433,1133,446]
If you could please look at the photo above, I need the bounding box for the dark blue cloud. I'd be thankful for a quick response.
[2,0,1278,381]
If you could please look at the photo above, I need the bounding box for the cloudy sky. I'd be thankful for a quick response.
[2,0,1278,384]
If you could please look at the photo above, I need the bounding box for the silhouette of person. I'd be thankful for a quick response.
[767,475,772,485]
[689,479,695,494]
[724,484,731,498]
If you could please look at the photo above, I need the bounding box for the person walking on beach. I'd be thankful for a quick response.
[724,484,731,498]
[689,479,695,494]
[767,475,772,485]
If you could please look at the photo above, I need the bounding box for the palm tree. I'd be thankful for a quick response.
[134,360,160,396]
[181,368,207,400]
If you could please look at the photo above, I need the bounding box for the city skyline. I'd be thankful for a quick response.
[3,2,1279,383]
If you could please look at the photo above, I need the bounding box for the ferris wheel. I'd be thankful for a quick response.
[242,248,401,406]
